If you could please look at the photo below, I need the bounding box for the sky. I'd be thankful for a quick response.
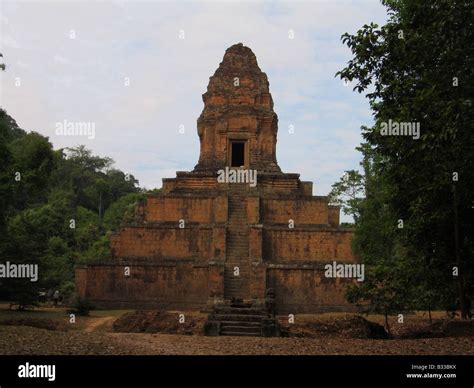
[0,0,388,222]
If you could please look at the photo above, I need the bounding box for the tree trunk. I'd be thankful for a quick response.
[98,191,103,220]
[453,185,467,319]
[384,312,390,335]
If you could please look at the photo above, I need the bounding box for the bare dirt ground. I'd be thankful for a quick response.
[109,332,474,355]
[0,325,472,355]
[0,304,472,355]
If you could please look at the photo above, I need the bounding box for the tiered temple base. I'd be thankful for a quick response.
[76,170,357,314]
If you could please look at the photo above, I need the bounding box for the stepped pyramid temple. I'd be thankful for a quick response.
[76,43,356,315]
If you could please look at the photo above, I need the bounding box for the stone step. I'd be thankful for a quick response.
[224,278,247,282]
[224,287,247,292]
[224,282,248,287]
[224,268,250,272]
[224,275,249,278]
[214,307,265,315]
[220,326,262,334]
[224,278,248,282]
[223,289,247,295]
[220,321,261,327]
[220,331,261,337]
[220,322,261,330]
[223,284,248,290]
[226,192,249,301]
[210,314,265,322]
[204,302,280,337]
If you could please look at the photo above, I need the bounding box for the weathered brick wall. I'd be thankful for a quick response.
[266,267,357,313]
[262,199,329,225]
[249,225,263,261]
[77,263,218,310]
[145,196,214,223]
[247,196,260,224]
[248,263,266,300]
[263,229,355,262]
[328,205,341,227]
[110,226,225,261]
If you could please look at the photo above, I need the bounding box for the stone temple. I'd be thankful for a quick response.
[76,43,356,314]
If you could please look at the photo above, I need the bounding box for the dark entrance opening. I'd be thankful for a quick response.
[231,142,245,167]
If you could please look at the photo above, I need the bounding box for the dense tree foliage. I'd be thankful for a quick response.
[0,105,145,307]
[334,0,473,321]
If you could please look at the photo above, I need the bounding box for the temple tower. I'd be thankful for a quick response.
[194,43,281,174]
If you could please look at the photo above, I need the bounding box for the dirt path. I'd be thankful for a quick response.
[83,316,116,333]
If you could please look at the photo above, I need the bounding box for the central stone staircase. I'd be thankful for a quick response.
[209,305,265,336]
[204,300,281,337]
[204,183,280,337]
[224,187,250,300]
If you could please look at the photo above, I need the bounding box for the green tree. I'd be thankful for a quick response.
[103,192,145,232]
[337,0,473,318]
[9,132,55,209]
[328,169,364,224]
[0,58,145,306]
